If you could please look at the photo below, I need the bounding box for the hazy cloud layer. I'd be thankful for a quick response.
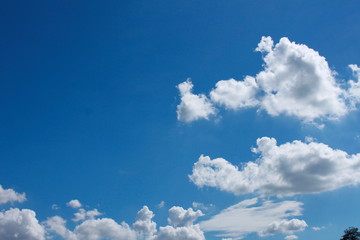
[177,36,359,124]
[190,137,360,197]
[200,198,306,239]
[0,185,26,204]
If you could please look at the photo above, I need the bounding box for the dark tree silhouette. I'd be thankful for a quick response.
[341,227,360,240]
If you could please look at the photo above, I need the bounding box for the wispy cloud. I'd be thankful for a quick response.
[200,198,306,239]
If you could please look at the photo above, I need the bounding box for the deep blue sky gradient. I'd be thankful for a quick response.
[1,1,360,239]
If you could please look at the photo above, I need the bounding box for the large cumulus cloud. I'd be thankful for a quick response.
[189,137,360,197]
[177,36,359,125]
[0,208,45,240]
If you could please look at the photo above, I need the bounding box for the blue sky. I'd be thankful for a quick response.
[1,0,360,240]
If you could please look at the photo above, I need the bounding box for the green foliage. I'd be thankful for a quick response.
[341,227,360,240]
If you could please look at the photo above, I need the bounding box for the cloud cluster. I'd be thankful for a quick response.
[177,36,359,124]
[0,184,205,240]
[0,185,308,240]
[0,185,26,204]
[46,216,137,240]
[189,137,360,197]
[45,205,205,240]
[200,198,306,239]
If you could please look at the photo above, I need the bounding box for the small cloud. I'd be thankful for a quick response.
[192,202,214,211]
[157,201,165,208]
[51,204,60,210]
[285,235,298,240]
[305,136,316,143]
[312,226,325,231]
[176,79,216,122]
[73,208,102,222]
[67,199,82,208]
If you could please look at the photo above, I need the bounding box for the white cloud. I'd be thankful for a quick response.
[45,216,77,240]
[312,226,325,231]
[210,77,259,110]
[46,205,206,240]
[0,208,45,240]
[132,206,157,238]
[255,37,347,122]
[153,206,205,240]
[73,208,102,222]
[200,198,305,239]
[67,199,82,208]
[177,36,358,124]
[176,80,216,122]
[154,224,205,240]
[157,201,165,209]
[52,204,60,210]
[285,235,298,240]
[0,185,26,204]
[168,206,204,227]
[259,219,307,236]
[255,36,274,53]
[192,202,214,211]
[74,218,137,240]
[189,137,360,197]
[45,216,137,240]
[347,64,360,107]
